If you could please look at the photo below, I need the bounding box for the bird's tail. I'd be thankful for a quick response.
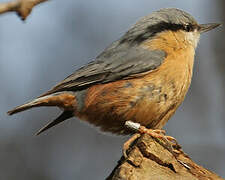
[7,94,57,115]
[8,96,46,115]
[7,92,75,116]
[7,92,76,135]
[35,111,73,135]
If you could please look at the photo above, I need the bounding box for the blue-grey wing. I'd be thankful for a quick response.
[43,41,166,95]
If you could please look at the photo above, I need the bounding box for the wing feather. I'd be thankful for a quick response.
[41,41,166,96]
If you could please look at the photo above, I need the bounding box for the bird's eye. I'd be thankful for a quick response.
[184,24,192,32]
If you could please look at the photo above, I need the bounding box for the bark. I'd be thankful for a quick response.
[107,134,223,180]
[0,0,47,20]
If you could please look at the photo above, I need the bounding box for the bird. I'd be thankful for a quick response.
[8,8,220,145]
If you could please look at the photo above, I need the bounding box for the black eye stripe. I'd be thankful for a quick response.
[147,22,195,34]
[120,22,197,45]
[184,24,195,32]
[184,25,191,32]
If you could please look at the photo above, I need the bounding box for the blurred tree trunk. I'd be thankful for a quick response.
[107,134,223,180]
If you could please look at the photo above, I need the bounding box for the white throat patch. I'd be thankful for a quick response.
[185,29,200,48]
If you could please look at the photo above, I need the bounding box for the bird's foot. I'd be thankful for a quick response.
[124,121,180,158]
[123,133,141,158]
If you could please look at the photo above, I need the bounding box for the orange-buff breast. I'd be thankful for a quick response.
[75,31,196,135]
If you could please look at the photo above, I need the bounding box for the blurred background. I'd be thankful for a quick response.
[0,0,224,179]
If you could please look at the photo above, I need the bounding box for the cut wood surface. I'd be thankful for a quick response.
[107,134,223,180]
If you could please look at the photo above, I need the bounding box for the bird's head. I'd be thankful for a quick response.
[121,8,220,49]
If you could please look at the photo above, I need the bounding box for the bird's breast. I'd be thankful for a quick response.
[75,41,195,134]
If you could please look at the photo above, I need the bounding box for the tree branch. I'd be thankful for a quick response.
[0,0,47,20]
[107,134,223,180]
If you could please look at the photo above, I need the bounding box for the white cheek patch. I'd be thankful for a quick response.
[186,30,200,48]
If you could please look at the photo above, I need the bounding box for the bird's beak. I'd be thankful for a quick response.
[198,23,221,33]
